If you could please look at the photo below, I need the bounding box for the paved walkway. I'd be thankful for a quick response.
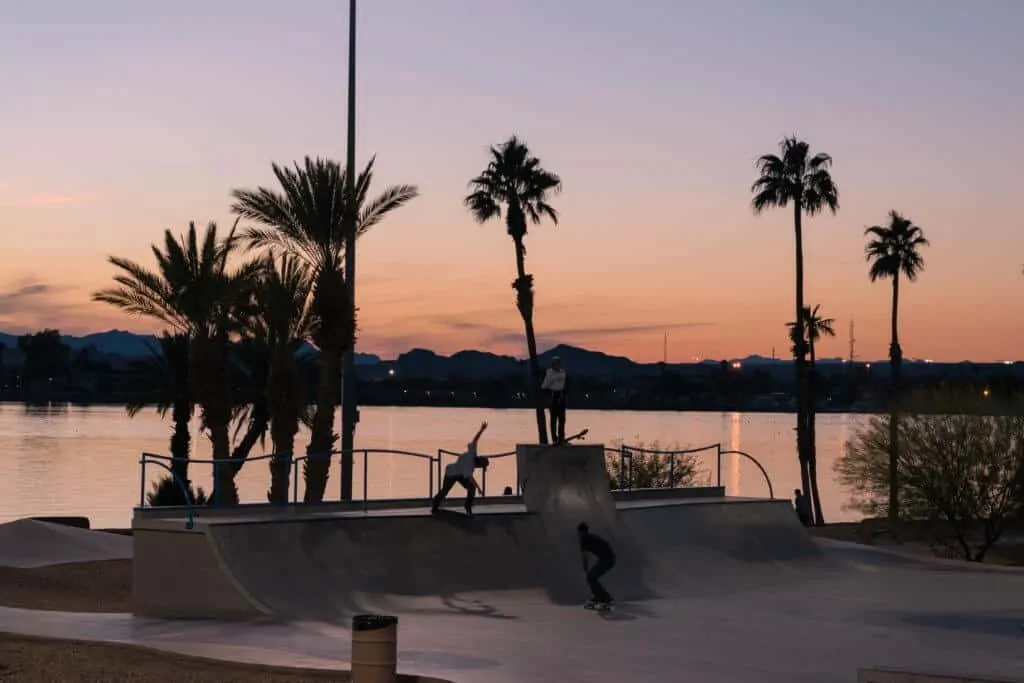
[2,541,1023,683]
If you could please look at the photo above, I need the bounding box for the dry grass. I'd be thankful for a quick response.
[0,560,131,612]
[0,632,356,682]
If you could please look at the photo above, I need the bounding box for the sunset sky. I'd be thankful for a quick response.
[1,1,1022,362]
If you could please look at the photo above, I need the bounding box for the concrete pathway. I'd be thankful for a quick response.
[1,540,1023,683]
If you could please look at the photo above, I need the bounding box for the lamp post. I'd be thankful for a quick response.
[339,0,358,500]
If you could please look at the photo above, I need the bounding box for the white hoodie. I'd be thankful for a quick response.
[542,367,566,392]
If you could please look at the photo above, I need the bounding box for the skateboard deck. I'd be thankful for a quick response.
[584,601,613,613]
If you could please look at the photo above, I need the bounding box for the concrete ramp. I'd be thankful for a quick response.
[0,519,133,568]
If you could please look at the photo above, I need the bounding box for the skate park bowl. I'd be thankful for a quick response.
[132,442,819,621]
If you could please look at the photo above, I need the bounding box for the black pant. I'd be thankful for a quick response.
[432,475,476,512]
[586,555,615,603]
[549,391,566,443]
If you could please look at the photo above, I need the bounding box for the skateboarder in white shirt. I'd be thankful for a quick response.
[542,357,567,444]
[431,421,490,515]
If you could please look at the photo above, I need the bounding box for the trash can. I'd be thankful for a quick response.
[351,614,399,683]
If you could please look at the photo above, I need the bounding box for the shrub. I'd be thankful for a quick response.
[605,439,702,490]
[837,390,1024,561]
[146,474,209,507]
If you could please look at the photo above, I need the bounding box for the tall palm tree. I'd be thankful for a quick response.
[788,304,836,525]
[250,253,314,503]
[231,156,418,503]
[865,210,929,523]
[465,135,562,444]
[125,332,193,492]
[93,221,262,505]
[751,136,839,517]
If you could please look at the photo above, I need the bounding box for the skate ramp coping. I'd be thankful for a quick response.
[0,518,133,568]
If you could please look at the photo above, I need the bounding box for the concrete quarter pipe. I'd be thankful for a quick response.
[133,444,820,620]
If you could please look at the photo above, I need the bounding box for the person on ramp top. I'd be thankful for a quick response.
[577,521,616,607]
[431,421,490,516]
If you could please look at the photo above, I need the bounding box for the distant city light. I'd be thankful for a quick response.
[730,361,742,369]
[388,368,395,376]
[865,363,872,369]
[983,388,991,397]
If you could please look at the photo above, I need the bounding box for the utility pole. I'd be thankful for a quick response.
[848,320,856,364]
[339,0,358,500]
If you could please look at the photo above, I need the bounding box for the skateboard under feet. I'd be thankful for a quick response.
[584,600,613,613]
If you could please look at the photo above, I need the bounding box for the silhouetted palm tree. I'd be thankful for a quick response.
[788,303,836,525]
[252,253,314,503]
[125,332,193,491]
[865,210,929,523]
[231,157,418,502]
[465,135,562,444]
[93,221,262,504]
[752,136,839,523]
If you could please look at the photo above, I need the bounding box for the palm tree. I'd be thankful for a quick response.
[465,135,562,444]
[751,136,839,517]
[250,253,314,503]
[787,304,836,525]
[231,156,418,503]
[125,332,193,493]
[865,210,929,523]
[93,221,262,505]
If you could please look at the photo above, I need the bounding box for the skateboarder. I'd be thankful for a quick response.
[577,522,616,608]
[431,421,490,515]
[542,356,567,444]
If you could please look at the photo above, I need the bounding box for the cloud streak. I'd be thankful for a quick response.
[0,189,99,208]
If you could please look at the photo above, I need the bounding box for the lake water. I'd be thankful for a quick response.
[0,403,871,529]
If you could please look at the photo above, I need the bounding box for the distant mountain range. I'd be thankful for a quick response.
[1,329,1020,383]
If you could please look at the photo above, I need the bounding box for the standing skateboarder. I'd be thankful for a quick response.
[431,421,489,515]
[577,521,616,609]
[542,356,567,444]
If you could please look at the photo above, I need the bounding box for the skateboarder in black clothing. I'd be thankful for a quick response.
[577,522,616,607]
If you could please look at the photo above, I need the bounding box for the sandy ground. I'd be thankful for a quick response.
[0,633,357,682]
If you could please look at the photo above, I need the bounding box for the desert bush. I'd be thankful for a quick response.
[146,474,209,507]
[605,439,702,490]
[837,389,1024,561]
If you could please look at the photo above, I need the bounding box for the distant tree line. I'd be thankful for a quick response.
[2,329,1021,413]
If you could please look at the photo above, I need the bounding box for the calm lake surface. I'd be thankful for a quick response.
[0,404,871,529]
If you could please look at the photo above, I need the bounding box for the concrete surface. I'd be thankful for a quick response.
[859,668,1024,683]
[0,518,133,568]
[1,540,1023,683]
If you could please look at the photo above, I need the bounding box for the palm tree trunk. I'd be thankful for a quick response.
[792,203,812,509]
[305,350,340,503]
[268,357,301,504]
[229,400,269,475]
[888,276,902,524]
[194,336,238,505]
[807,338,824,525]
[513,238,548,445]
[169,398,191,486]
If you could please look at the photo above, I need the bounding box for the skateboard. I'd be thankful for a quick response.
[584,600,613,613]
[552,428,589,447]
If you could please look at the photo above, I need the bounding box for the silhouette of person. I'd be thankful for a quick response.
[542,356,567,443]
[577,521,616,606]
[432,422,489,515]
[793,488,812,526]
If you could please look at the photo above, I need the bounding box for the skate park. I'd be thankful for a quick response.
[58,440,1015,682]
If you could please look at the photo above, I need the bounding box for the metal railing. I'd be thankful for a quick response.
[611,443,774,499]
[139,440,775,514]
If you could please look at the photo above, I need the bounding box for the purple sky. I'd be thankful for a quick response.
[1,1,1022,361]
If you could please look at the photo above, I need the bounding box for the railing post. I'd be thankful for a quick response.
[428,458,435,498]
[669,452,675,488]
[716,443,722,489]
[618,446,626,491]
[139,456,147,507]
[292,459,299,503]
[362,450,369,511]
[481,467,487,497]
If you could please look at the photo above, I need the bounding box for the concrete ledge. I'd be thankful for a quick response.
[132,527,265,619]
[613,486,725,501]
[859,667,1024,683]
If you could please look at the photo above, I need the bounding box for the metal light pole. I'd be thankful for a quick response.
[339,0,358,500]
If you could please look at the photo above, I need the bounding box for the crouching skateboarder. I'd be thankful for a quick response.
[432,421,490,516]
[577,522,616,611]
